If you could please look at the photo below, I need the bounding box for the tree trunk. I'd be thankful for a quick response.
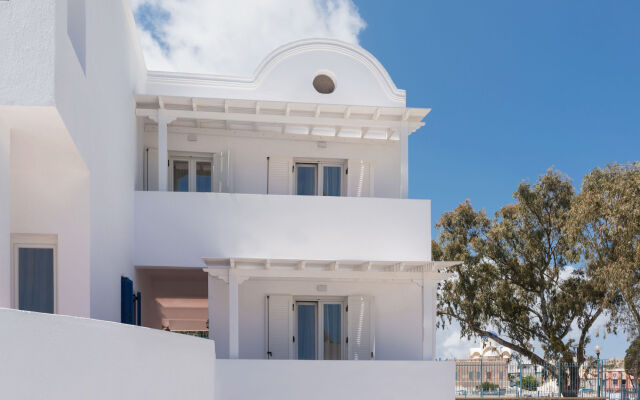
[559,363,581,398]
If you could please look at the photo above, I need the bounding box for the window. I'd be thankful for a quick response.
[295,300,345,360]
[313,74,336,94]
[295,159,345,196]
[12,234,57,314]
[469,372,474,380]
[168,152,213,192]
[477,372,481,380]
[296,164,317,196]
[486,371,492,379]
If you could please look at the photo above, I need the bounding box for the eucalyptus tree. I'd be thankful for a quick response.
[569,163,640,338]
[435,170,606,397]
[625,336,640,391]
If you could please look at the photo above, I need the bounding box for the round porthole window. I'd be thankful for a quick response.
[313,74,335,94]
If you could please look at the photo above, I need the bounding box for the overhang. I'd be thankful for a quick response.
[135,95,430,143]
[202,257,460,283]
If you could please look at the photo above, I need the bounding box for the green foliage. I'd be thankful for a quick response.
[569,163,640,337]
[436,169,606,367]
[521,375,539,391]
[625,336,640,386]
[480,381,499,391]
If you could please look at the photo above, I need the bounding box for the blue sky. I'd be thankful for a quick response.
[355,0,640,221]
[132,0,639,359]
[356,0,639,359]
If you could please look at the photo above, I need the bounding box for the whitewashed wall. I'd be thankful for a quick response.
[142,131,401,198]
[9,109,91,317]
[0,0,146,320]
[51,0,146,321]
[0,308,216,400]
[210,277,425,360]
[216,359,455,400]
[0,0,56,106]
[135,192,430,267]
[145,39,406,108]
[0,117,9,307]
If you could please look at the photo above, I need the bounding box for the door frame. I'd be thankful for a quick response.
[294,158,347,197]
[10,233,58,313]
[293,296,347,360]
[168,151,214,192]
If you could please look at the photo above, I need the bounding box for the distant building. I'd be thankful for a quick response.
[456,338,512,391]
[602,359,637,394]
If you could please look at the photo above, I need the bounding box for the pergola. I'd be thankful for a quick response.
[134,95,430,197]
[202,257,460,360]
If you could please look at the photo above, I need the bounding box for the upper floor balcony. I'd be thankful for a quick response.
[135,95,430,200]
[133,96,433,267]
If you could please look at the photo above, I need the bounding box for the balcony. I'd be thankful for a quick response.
[134,191,431,268]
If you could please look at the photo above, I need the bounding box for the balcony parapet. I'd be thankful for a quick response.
[134,191,431,268]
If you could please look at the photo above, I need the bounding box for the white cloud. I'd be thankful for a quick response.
[438,325,480,360]
[130,0,366,76]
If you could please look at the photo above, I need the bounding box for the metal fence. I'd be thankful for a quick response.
[455,359,639,398]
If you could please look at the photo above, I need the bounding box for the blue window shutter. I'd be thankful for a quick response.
[121,276,134,324]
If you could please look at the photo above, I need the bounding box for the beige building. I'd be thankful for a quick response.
[456,338,512,392]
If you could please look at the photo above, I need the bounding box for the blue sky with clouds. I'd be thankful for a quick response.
[132,0,639,359]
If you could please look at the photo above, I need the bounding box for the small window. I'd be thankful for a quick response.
[12,235,57,314]
[168,152,213,192]
[469,372,473,380]
[313,74,335,94]
[486,371,492,379]
[295,159,345,197]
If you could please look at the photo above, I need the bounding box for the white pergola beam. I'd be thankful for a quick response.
[135,108,425,133]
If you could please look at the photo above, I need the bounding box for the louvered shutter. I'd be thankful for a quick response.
[213,152,223,192]
[347,295,375,360]
[267,157,292,195]
[213,151,232,193]
[144,147,159,191]
[347,160,373,197]
[267,295,293,359]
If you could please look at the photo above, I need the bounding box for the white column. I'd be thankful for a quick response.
[0,119,10,308]
[157,110,168,191]
[207,274,215,344]
[228,270,239,359]
[399,121,409,199]
[422,275,437,360]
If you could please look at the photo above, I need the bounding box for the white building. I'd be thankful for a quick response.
[469,337,513,360]
[0,1,456,398]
